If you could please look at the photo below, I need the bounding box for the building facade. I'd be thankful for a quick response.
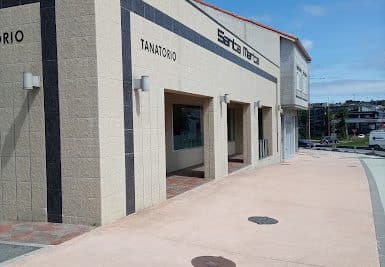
[0,0,308,225]
[193,0,311,160]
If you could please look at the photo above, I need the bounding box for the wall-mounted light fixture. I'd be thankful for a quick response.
[23,72,40,90]
[277,105,283,113]
[134,75,150,92]
[220,94,230,104]
[254,100,262,109]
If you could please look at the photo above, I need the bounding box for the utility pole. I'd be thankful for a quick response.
[327,102,331,136]
[308,103,311,140]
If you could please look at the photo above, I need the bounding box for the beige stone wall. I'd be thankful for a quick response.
[56,0,101,225]
[131,0,282,211]
[0,4,46,221]
[56,0,126,225]
[194,1,281,67]
[94,0,126,225]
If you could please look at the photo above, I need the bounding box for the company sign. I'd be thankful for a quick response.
[140,38,177,62]
[0,30,24,45]
[217,29,259,66]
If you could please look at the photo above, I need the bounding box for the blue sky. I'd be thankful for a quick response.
[202,0,385,103]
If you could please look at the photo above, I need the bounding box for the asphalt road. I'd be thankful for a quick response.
[312,146,385,157]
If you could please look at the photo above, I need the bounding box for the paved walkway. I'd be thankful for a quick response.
[8,150,380,267]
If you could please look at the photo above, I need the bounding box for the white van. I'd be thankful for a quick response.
[369,130,385,150]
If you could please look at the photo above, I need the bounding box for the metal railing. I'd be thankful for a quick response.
[259,139,269,159]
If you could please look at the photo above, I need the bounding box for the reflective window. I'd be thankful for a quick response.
[227,108,236,141]
[173,104,203,150]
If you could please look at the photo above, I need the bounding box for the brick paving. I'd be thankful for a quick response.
[0,222,93,246]
[166,155,248,199]
[228,154,247,173]
[167,176,210,199]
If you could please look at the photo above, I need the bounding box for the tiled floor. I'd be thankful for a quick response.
[0,222,94,246]
[228,154,247,173]
[166,154,248,199]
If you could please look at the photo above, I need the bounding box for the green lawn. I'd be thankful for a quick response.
[338,137,369,147]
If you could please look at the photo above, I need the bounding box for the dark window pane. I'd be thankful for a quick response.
[173,104,203,150]
[227,108,235,141]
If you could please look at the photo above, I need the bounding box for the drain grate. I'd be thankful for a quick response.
[248,216,278,225]
[191,256,236,267]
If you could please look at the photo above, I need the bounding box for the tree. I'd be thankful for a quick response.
[335,108,348,140]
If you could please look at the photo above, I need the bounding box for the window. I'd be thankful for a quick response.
[227,108,236,141]
[302,72,308,95]
[296,67,302,91]
[173,104,203,150]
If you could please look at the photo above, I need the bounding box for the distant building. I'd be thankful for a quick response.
[304,101,385,139]
[345,104,385,134]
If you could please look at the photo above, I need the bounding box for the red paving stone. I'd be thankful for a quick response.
[228,154,247,173]
[0,224,12,234]
[166,155,248,198]
[167,176,210,199]
[0,222,94,245]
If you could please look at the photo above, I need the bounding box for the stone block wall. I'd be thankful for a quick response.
[0,3,46,222]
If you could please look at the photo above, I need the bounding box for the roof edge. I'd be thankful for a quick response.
[192,0,312,62]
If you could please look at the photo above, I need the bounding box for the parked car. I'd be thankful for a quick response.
[320,136,339,145]
[369,130,385,150]
[357,134,366,139]
[298,139,314,148]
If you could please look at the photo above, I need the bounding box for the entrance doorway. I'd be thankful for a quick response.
[227,103,251,173]
[164,91,213,198]
[283,114,296,160]
[258,106,273,159]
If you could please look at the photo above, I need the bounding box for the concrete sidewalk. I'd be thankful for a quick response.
[8,150,380,267]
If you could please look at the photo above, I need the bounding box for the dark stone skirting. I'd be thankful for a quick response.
[121,2,135,215]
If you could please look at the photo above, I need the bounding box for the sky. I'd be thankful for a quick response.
[202,0,385,103]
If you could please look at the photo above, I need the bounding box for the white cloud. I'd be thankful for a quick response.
[302,39,314,50]
[304,5,327,16]
[310,80,385,102]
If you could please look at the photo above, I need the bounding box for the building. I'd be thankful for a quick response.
[0,0,309,225]
[345,103,385,134]
[194,0,311,160]
[305,101,385,139]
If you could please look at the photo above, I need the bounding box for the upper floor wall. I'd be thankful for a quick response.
[280,38,309,110]
[193,1,280,67]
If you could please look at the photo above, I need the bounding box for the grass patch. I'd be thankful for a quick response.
[338,137,369,147]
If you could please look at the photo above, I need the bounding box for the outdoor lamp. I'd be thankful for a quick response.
[277,105,283,113]
[135,75,150,92]
[254,101,262,109]
[141,75,150,92]
[23,72,40,90]
[221,94,230,104]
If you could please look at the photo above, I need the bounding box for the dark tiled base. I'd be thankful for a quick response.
[0,243,40,263]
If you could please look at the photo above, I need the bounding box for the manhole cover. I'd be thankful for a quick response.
[191,256,236,267]
[248,216,278,225]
